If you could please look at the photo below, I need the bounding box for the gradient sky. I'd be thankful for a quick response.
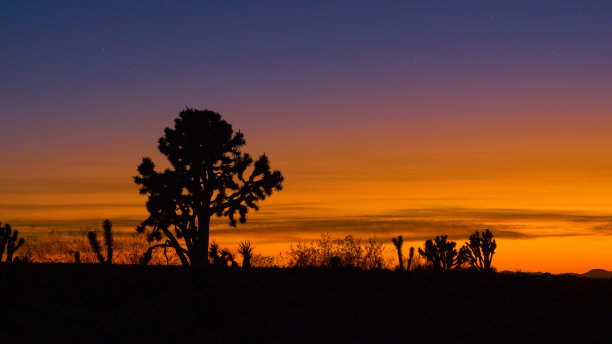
[2,1,612,273]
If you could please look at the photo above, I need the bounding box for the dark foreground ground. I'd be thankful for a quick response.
[1,264,611,343]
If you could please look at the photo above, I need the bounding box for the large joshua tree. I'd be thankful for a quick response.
[134,109,283,266]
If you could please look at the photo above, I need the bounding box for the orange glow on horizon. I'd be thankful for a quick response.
[3,107,612,274]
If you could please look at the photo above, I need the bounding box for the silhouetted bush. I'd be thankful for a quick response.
[87,219,114,264]
[418,235,464,270]
[0,222,25,263]
[251,253,276,268]
[12,251,34,264]
[460,229,496,271]
[208,242,237,268]
[287,233,386,269]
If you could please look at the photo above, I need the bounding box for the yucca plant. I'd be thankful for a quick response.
[87,219,114,264]
[237,241,254,269]
[209,241,221,265]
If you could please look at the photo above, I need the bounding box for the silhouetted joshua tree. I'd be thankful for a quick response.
[460,229,497,271]
[87,219,114,264]
[134,108,283,266]
[418,235,464,270]
[0,223,25,263]
[392,235,404,271]
[406,247,415,271]
[238,241,254,269]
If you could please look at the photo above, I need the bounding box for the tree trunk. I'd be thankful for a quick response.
[197,213,211,266]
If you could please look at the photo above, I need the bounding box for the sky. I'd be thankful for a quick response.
[1,1,612,273]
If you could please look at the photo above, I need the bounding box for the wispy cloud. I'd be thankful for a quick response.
[4,203,612,242]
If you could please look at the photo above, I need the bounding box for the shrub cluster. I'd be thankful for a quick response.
[287,233,386,270]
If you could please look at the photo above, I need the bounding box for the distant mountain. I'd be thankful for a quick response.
[581,269,612,279]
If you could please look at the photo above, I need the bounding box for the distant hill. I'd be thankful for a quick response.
[582,269,612,279]
[500,269,612,278]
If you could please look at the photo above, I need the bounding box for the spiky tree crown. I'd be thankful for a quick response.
[134,109,283,266]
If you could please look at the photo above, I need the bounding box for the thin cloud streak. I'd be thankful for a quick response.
[6,204,609,243]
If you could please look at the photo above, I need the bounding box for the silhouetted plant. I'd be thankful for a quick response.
[87,219,114,264]
[287,233,386,269]
[408,250,429,271]
[460,229,497,271]
[140,250,152,266]
[208,241,236,268]
[134,108,283,266]
[418,235,464,270]
[0,222,25,263]
[250,253,276,268]
[220,249,238,269]
[103,219,113,264]
[74,251,81,264]
[362,238,386,270]
[13,252,34,264]
[392,235,404,271]
[209,241,221,266]
[406,247,415,271]
[238,241,254,269]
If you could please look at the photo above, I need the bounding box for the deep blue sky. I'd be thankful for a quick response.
[2,1,611,129]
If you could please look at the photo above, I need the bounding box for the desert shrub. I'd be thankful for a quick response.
[250,253,276,268]
[361,238,386,270]
[287,233,386,270]
[409,251,431,270]
[24,228,172,265]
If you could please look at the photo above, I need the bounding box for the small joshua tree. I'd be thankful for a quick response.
[418,235,464,270]
[460,229,496,271]
[0,222,25,263]
[88,219,114,264]
[237,241,254,269]
[392,235,404,271]
[406,247,415,271]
